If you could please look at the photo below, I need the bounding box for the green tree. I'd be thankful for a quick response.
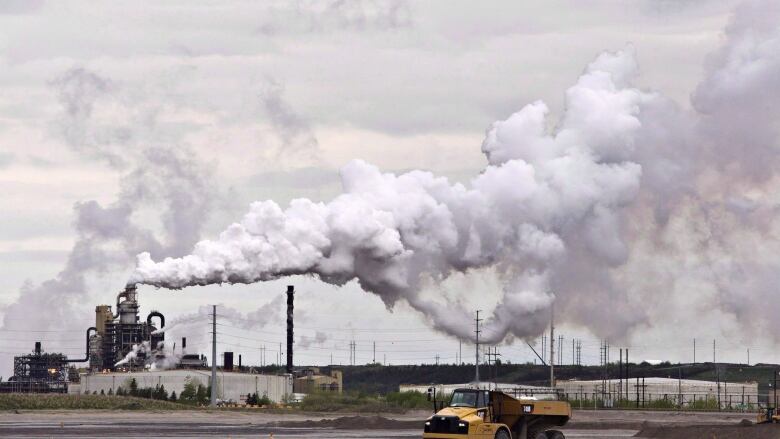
[107,388,113,396]
[100,389,105,395]
[169,391,177,402]
[116,386,125,396]
[258,393,271,406]
[196,384,208,405]
[128,378,139,397]
[180,380,198,404]
[154,384,168,401]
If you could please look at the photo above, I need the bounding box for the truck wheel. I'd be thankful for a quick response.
[494,429,510,439]
[545,430,565,439]
[527,428,548,439]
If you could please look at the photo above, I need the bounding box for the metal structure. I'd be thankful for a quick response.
[92,285,165,371]
[1,330,95,394]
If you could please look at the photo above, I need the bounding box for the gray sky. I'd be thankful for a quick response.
[1,0,772,374]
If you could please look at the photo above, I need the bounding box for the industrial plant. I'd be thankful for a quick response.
[0,285,321,403]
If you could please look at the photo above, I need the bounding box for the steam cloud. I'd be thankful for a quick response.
[131,2,780,344]
[0,67,216,375]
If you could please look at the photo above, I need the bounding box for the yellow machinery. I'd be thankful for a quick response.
[422,388,571,439]
[757,407,780,424]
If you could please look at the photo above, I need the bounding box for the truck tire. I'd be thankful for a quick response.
[545,430,565,439]
[495,429,511,439]
[527,428,548,439]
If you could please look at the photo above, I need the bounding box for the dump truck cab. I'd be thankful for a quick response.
[423,388,571,439]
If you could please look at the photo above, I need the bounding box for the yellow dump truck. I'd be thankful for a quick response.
[422,388,571,439]
[757,407,780,424]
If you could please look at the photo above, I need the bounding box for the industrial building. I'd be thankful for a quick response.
[0,283,332,403]
[77,370,292,403]
[293,367,343,393]
[90,285,165,371]
[0,342,84,393]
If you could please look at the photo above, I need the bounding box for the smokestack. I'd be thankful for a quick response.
[286,285,294,374]
[224,352,234,371]
[239,354,242,369]
[182,337,187,349]
[34,342,41,355]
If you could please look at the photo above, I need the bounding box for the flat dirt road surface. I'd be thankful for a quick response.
[0,409,770,438]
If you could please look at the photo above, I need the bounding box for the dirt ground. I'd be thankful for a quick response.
[0,408,773,438]
[636,423,780,438]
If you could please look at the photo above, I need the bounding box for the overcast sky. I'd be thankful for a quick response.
[1,0,773,375]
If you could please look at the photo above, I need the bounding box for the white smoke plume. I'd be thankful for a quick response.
[114,341,151,367]
[149,341,181,371]
[128,47,648,343]
[298,331,328,349]
[131,1,780,344]
[0,67,217,377]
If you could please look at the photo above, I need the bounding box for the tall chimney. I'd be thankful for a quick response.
[286,285,294,374]
[34,342,41,355]
[182,337,187,349]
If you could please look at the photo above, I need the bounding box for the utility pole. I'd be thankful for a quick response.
[572,339,575,366]
[459,340,462,365]
[747,348,750,366]
[558,335,563,365]
[714,339,720,410]
[549,306,555,389]
[693,338,696,364]
[475,310,482,384]
[373,341,376,363]
[210,305,217,407]
[619,348,623,401]
[625,349,629,399]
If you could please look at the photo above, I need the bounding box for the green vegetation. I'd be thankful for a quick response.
[246,392,272,406]
[298,390,435,412]
[0,393,186,410]
[384,390,432,409]
[176,378,211,406]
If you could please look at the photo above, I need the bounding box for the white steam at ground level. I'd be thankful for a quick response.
[130,1,780,345]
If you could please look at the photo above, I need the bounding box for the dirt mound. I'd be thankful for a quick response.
[635,422,780,438]
[270,415,421,430]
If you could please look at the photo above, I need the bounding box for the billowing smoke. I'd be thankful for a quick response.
[127,47,648,343]
[131,1,780,344]
[115,341,150,367]
[0,68,216,376]
[298,331,328,349]
[149,341,181,371]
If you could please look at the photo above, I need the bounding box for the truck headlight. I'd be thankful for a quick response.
[424,421,431,432]
[457,421,469,434]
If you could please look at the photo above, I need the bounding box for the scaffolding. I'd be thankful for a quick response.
[0,343,70,393]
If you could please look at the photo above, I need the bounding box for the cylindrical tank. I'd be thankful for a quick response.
[118,286,139,325]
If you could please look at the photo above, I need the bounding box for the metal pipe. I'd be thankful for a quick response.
[67,327,97,363]
[146,311,165,329]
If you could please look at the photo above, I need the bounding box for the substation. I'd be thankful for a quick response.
[0,285,340,403]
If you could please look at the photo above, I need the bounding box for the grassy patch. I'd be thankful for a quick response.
[0,394,189,410]
[298,391,435,412]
